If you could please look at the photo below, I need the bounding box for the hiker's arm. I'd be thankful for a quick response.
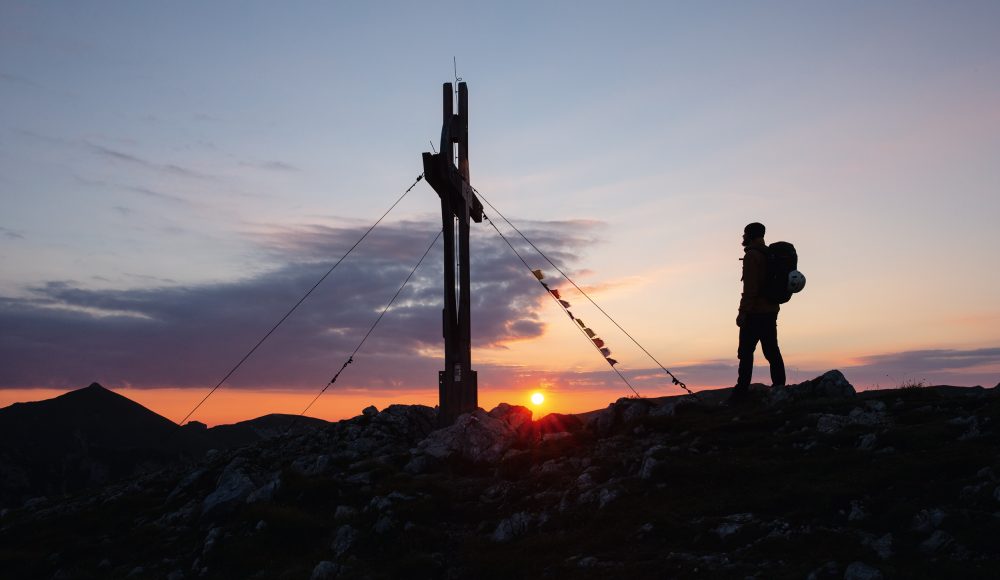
[738,254,758,314]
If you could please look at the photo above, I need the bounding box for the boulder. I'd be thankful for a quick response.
[492,512,532,544]
[311,561,340,580]
[844,562,883,580]
[909,509,945,532]
[246,481,279,504]
[919,530,954,553]
[414,404,533,465]
[201,463,256,520]
[332,525,358,557]
[165,470,206,505]
[767,370,856,405]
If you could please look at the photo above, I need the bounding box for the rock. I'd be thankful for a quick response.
[415,404,533,465]
[977,467,996,481]
[621,403,649,424]
[767,370,856,405]
[598,488,619,509]
[910,509,945,532]
[374,516,392,533]
[167,571,185,580]
[203,527,223,554]
[858,433,877,451]
[960,484,984,499]
[332,525,358,557]
[292,455,332,476]
[165,470,206,505]
[201,462,256,519]
[492,512,532,544]
[865,400,887,412]
[919,530,954,553]
[649,403,676,417]
[714,522,740,538]
[577,557,598,567]
[246,481,279,504]
[335,505,358,520]
[403,455,438,474]
[256,520,268,532]
[817,407,889,434]
[843,561,883,580]
[126,567,144,577]
[362,405,379,418]
[848,500,868,521]
[311,561,341,580]
[344,472,372,485]
[639,457,660,480]
[863,533,893,560]
[995,486,1000,503]
[594,404,618,437]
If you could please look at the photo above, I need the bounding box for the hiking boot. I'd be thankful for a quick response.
[722,386,749,406]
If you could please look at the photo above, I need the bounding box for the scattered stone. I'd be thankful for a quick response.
[848,500,868,521]
[165,470,206,505]
[255,520,267,532]
[598,488,619,509]
[492,512,532,544]
[767,370,856,405]
[639,457,660,480]
[203,527,223,554]
[714,522,741,538]
[843,561,883,580]
[910,509,945,532]
[246,480,279,504]
[167,570,185,580]
[415,404,533,465]
[577,557,598,567]
[311,561,340,580]
[858,433,877,450]
[861,533,893,560]
[374,516,392,533]
[126,567,144,577]
[332,525,358,557]
[919,530,955,553]
[201,461,256,519]
[335,505,358,520]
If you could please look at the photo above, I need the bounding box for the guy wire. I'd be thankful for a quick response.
[131,174,425,474]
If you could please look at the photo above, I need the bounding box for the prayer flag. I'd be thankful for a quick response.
[566,310,575,320]
[576,319,585,328]
[600,347,612,357]
[541,282,549,289]
[558,300,571,308]
[532,270,545,280]
[592,338,605,348]
[606,357,619,366]
[549,289,561,299]
[584,328,596,338]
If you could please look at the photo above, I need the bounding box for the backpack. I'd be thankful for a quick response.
[751,242,805,304]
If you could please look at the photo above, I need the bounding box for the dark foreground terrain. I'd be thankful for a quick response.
[1,371,999,580]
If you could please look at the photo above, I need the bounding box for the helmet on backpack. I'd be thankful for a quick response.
[787,270,806,293]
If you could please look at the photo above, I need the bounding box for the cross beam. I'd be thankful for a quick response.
[423,82,483,427]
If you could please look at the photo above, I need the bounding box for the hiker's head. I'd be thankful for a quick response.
[742,222,765,246]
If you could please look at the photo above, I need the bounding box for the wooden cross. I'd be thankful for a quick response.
[422,82,483,427]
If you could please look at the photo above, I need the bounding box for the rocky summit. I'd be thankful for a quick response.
[2,370,1000,579]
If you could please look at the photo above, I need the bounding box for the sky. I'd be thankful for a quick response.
[2,1,999,426]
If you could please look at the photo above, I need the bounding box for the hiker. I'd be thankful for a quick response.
[730,222,786,403]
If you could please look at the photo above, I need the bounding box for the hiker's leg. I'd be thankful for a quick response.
[760,312,786,386]
[736,315,762,391]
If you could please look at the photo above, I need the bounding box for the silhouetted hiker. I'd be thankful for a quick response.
[727,222,786,404]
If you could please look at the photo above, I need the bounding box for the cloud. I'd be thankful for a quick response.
[238,160,298,171]
[85,142,211,180]
[0,218,604,391]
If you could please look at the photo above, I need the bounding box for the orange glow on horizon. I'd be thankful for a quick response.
[0,385,696,427]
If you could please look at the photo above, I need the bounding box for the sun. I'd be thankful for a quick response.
[531,393,544,405]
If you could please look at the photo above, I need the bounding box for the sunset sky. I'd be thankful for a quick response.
[2,2,998,426]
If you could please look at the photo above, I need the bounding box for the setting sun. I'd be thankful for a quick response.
[531,393,544,405]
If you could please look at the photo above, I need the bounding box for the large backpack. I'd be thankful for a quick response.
[751,242,805,304]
